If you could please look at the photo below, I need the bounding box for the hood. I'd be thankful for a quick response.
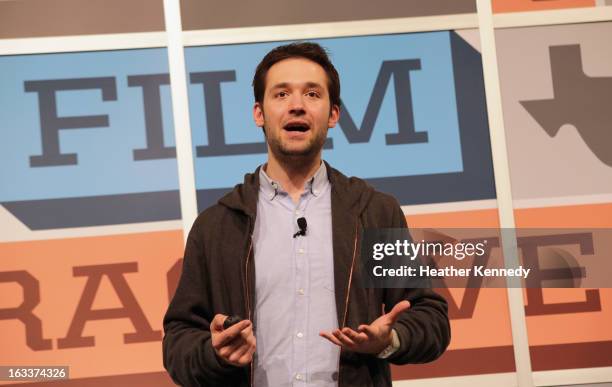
[218,161,375,218]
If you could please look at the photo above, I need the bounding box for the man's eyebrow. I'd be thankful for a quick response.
[269,82,324,90]
[304,82,324,89]
[269,82,290,90]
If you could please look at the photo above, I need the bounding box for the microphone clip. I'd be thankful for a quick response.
[293,217,307,238]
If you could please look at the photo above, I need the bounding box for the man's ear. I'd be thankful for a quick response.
[253,102,265,127]
[328,104,340,128]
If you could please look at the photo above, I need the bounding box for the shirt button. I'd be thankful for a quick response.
[298,248,305,254]
[298,288,305,295]
[295,373,303,381]
[295,210,301,215]
[296,332,304,338]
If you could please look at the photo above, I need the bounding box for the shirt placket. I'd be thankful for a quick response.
[292,195,310,384]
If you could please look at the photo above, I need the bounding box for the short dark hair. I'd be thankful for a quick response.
[252,42,341,109]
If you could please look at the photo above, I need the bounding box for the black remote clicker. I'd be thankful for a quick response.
[223,315,244,330]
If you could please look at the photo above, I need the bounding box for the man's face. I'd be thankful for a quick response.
[253,57,339,160]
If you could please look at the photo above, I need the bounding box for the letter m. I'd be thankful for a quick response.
[338,59,428,145]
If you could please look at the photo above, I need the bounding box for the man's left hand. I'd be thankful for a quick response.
[319,300,411,354]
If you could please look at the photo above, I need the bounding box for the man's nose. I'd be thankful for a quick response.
[288,95,306,114]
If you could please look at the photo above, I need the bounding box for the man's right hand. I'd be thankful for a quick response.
[211,314,256,367]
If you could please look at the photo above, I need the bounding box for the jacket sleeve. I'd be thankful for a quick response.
[162,220,244,386]
[385,200,451,364]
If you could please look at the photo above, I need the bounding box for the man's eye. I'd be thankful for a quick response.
[306,91,320,98]
[277,91,288,97]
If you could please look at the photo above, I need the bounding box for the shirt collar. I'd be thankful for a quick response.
[259,166,281,200]
[307,161,329,197]
[259,162,329,201]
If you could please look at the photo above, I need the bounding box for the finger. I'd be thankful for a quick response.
[217,342,238,359]
[319,331,343,347]
[237,344,256,365]
[230,335,256,365]
[217,334,246,358]
[214,320,251,348]
[385,300,411,325]
[239,323,254,340]
[229,326,255,362]
[240,325,256,350]
[228,342,251,364]
[333,329,357,348]
[218,323,253,354]
[211,313,228,332]
[358,324,379,340]
[342,327,368,344]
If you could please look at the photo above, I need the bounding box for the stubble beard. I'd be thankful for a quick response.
[265,125,327,165]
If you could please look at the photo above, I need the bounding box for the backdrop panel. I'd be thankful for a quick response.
[393,209,516,379]
[0,231,183,383]
[181,0,476,31]
[184,30,496,211]
[497,22,612,372]
[496,22,612,203]
[0,0,165,39]
[0,48,182,230]
[492,0,595,14]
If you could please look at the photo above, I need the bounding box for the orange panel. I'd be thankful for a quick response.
[395,208,516,378]
[407,208,500,229]
[515,203,612,370]
[515,202,612,228]
[493,0,595,13]
[0,231,183,381]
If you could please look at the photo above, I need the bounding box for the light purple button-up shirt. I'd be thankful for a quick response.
[252,162,340,386]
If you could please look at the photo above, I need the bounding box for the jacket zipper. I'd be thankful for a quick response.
[338,220,361,386]
[342,220,360,327]
[243,220,254,387]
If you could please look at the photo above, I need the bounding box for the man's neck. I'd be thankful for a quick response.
[265,154,322,203]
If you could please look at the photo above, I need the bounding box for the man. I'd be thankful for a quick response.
[163,42,450,386]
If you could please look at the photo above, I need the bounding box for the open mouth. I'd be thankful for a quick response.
[283,122,310,132]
